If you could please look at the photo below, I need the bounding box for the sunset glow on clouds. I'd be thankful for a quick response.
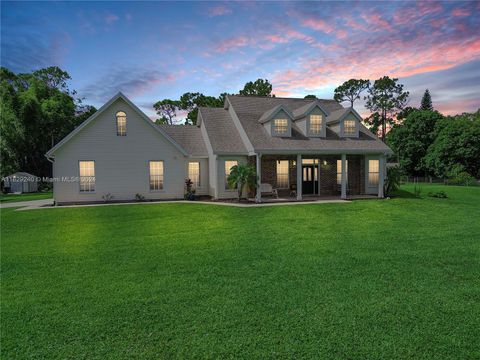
[1,1,479,118]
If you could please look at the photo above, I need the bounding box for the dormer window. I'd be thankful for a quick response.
[343,120,356,136]
[116,111,126,136]
[273,119,288,135]
[309,114,323,135]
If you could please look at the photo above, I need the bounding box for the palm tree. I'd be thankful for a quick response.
[227,164,257,201]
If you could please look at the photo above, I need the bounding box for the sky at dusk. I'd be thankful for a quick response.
[1,1,479,120]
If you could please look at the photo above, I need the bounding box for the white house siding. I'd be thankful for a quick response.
[216,155,248,199]
[52,97,187,204]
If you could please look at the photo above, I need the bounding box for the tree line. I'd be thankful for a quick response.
[0,67,96,178]
[1,66,478,182]
[154,79,273,125]
[333,77,479,180]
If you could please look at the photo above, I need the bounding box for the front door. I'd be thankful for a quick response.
[302,165,317,194]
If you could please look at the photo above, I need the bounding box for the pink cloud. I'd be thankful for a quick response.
[452,8,470,17]
[272,33,480,97]
[208,5,232,17]
[361,12,391,31]
[216,36,250,52]
[301,18,334,34]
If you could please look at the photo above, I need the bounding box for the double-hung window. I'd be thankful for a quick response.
[368,160,380,187]
[149,161,164,190]
[309,114,323,135]
[336,159,348,185]
[188,161,200,187]
[79,161,95,192]
[273,119,288,135]
[343,120,356,136]
[276,160,289,189]
[225,160,238,190]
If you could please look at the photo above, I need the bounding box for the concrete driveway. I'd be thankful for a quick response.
[0,199,54,210]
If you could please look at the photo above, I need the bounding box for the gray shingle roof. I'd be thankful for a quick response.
[291,101,328,119]
[326,108,350,123]
[198,107,248,154]
[156,124,208,157]
[258,105,293,123]
[226,95,392,153]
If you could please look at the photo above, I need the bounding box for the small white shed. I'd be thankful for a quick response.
[4,172,38,193]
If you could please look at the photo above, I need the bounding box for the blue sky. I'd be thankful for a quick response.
[2,1,479,119]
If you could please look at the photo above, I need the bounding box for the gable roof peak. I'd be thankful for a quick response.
[258,104,293,124]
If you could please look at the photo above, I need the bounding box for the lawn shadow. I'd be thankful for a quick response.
[390,189,418,199]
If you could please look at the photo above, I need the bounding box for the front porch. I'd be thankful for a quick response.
[250,154,385,203]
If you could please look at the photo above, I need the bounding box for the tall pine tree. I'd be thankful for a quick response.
[420,89,433,110]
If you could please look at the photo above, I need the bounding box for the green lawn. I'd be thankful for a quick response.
[1,184,479,359]
[0,191,52,203]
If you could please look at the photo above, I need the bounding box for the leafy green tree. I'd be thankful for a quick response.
[333,79,370,108]
[365,76,409,141]
[0,66,91,177]
[387,109,443,176]
[425,110,480,178]
[397,106,417,121]
[153,99,180,125]
[304,94,317,99]
[227,163,257,201]
[155,79,274,125]
[179,92,224,125]
[239,79,274,97]
[420,89,433,111]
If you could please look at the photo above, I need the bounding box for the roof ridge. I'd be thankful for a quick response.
[228,94,337,102]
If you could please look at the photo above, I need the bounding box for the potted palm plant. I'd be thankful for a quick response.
[227,164,257,202]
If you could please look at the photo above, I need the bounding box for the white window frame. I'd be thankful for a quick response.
[368,159,380,187]
[224,160,238,190]
[79,160,95,193]
[149,161,164,191]
[309,114,323,136]
[276,160,289,189]
[116,111,127,136]
[188,161,201,188]
[343,119,356,136]
[273,118,288,136]
[336,159,348,185]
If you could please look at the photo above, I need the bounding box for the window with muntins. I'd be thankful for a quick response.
[344,120,356,136]
[149,161,164,190]
[336,159,348,185]
[276,160,289,188]
[188,162,200,187]
[368,160,379,187]
[116,111,126,136]
[273,119,288,135]
[225,160,238,190]
[79,161,95,192]
[310,114,323,135]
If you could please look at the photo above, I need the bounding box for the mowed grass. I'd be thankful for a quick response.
[1,184,479,359]
[0,191,52,203]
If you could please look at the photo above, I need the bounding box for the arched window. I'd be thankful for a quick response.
[116,111,126,136]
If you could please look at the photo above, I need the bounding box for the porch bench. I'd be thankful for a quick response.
[260,183,279,198]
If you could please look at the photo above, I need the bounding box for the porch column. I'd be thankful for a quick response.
[296,154,302,200]
[378,154,385,198]
[341,154,347,199]
[256,153,262,203]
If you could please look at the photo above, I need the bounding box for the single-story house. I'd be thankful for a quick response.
[46,92,393,204]
[3,172,38,193]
